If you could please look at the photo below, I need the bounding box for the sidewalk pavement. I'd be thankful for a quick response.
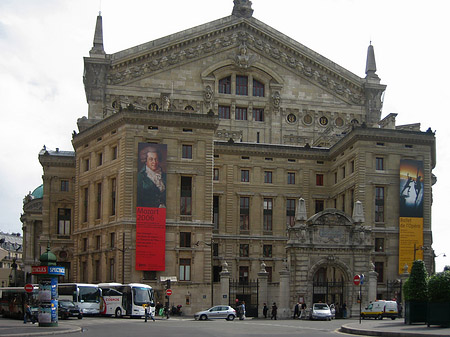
[341,318,450,337]
[0,319,81,337]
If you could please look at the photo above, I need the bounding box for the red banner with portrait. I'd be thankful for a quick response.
[136,143,167,271]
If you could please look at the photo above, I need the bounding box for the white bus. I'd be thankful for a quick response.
[99,283,155,318]
[58,283,101,315]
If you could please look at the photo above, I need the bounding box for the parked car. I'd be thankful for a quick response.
[194,305,236,321]
[58,300,83,320]
[361,300,398,320]
[309,303,333,321]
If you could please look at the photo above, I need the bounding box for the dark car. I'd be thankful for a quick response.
[58,300,83,319]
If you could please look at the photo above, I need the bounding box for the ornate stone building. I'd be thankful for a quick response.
[22,0,436,317]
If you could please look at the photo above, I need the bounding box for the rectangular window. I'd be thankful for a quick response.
[110,232,115,249]
[334,171,338,184]
[263,198,273,231]
[253,108,264,121]
[213,265,222,283]
[375,262,384,283]
[180,232,191,248]
[375,186,385,222]
[213,243,219,257]
[111,178,116,216]
[94,260,100,282]
[375,238,385,252]
[218,105,231,119]
[342,193,346,213]
[239,244,249,257]
[109,258,115,281]
[96,182,102,219]
[376,157,384,170]
[182,144,193,159]
[350,189,355,215]
[241,169,249,182]
[342,166,346,179]
[98,152,103,166]
[179,259,191,281]
[264,171,273,183]
[181,176,192,215]
[61,180,69,192]
[286,199,296,227]
[287,172,295,185]
[315,200,324,213]
[96,235,101,250]
[351,160,355,173]
[213,168,219,181]
[236,75,248,95]
[82,261,88,283]
[316,174,324,186]
[213,195,219,230]
[235,107,248,120]
[239,266,249,285]
[253,79,264,97]
[219,76,231,94]
[240,197,250,231]
[83,187,89,222]
[112,146,118,160]
[83,238,88,251]
[263,244,272,258]
[84,158,90,172]
[57,208,71,235]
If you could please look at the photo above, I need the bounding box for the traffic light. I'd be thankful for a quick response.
[166,279,171,289]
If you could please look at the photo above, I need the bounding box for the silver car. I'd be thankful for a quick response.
[310,303,333,321]
[194,305,236,321]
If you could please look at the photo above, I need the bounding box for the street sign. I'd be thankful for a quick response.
[360,274,365,285]
[166,289,172,296]
[24,284,34,293]
[353,274,361,286]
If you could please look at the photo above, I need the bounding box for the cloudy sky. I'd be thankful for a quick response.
[1,0,448,271]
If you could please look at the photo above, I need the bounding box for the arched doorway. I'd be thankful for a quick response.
[312,265,346,309]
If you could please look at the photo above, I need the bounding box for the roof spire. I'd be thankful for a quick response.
[89,13,105,57]
[232,0,254,18]
[365,42,380,83]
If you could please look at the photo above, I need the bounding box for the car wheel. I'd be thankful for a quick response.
[115,308,122,318]
[361,314,365,320]
[227,314,235,321]
[200,314,207,321]
[377,314,382,320]
[78,315,83,319]
[391,317,396,320]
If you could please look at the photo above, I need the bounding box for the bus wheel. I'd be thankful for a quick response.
[115,308,123,318]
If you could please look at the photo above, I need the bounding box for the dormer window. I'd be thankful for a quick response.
[219,76,231,94]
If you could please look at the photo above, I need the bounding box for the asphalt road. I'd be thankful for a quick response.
[50,316,347,337]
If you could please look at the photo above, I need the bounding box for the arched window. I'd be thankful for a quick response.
[184,105,195,111]
[236,76,248,96]
[253,79,264,97]
[149,103,159,111]
[218,76,231,94]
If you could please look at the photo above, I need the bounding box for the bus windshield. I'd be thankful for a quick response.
[132,287,152,306]
[79,286,100,303]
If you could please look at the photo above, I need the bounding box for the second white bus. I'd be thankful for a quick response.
[99,283,155,318]
[58,283,101,315]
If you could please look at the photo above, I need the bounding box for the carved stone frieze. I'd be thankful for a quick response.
[216,129,242,141]
[106,28,364,105]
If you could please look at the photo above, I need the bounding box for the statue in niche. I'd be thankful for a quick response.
[272,91,281,109]
[162,95,171,111]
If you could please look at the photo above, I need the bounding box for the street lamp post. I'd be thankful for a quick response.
[195,239,214,307]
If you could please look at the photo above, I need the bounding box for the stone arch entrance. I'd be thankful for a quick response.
[308,258,352,314]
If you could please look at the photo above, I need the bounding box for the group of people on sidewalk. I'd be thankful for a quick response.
[262,302,278,320]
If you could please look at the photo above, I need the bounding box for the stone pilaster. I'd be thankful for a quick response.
[257,262,268,318]
[219,261,231,305]
[278,262,291,319]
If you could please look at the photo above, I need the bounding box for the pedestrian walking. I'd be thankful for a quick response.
[263,303,268,319]
[271,302,278,320]
[239,301,246,320]
[300,302,307,319]
[293,302,300,319]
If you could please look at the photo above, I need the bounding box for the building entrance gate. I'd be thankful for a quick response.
[229,279,259,317]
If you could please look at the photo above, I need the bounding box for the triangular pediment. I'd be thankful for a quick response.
[106,16,365,105]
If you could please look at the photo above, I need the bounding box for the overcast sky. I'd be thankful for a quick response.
[0,0,448,271]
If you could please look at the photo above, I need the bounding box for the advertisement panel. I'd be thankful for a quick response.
[399,159,424,274]
[136,143,167,271]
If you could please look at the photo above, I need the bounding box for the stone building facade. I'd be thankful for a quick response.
[21,0,436,317]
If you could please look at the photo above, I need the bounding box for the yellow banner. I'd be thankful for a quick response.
[399,217,423,274]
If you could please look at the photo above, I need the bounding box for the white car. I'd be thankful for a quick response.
[310,303,333,321]
[194,305,236,321]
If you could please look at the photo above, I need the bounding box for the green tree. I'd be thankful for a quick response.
[428,270,450,302]
[403,260,428,301]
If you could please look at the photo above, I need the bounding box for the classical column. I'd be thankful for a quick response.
[219,261,230,305]
[278,261,291,319]
[368,262,378,303]
[257,262,268,318]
